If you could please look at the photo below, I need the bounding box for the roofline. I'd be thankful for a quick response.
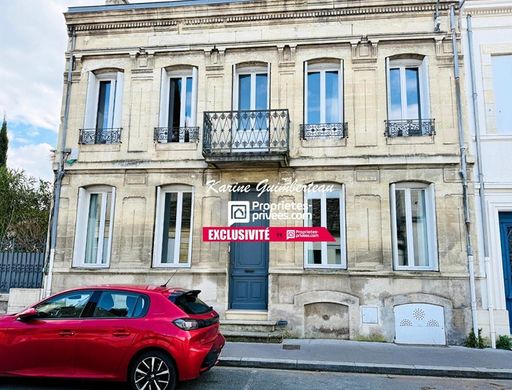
[67,0,256,14]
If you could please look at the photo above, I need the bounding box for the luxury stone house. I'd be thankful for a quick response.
[48,0,479,344]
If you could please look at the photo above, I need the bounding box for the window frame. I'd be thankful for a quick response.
[84,70,123,130]
[153,185,195,268]
[232,64,270,111]
[72,186,116,268]
[303,184,347,269]
[304,60,344,125]
[33,290,94,320]
[390,182,438,271]
[85,290,150,319]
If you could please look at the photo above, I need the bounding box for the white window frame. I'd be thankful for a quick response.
[159,67,198,133]
[84,71,123,129]
[232,64,270,111]
[390,182,438,271]
[304,184,346,269]
[72,186,116,268]
[386,57,430,120]
[153,185,194,268]
[304,60,344,124]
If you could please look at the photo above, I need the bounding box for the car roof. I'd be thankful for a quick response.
[59,285,188,296]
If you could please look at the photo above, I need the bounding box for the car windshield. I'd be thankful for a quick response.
[169,291,212,315]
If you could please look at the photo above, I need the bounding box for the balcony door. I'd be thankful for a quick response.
[233,65,270,152]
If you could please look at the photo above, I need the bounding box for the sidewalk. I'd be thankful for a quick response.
[219,339,512,379]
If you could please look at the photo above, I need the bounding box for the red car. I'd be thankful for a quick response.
[0,285,225,390]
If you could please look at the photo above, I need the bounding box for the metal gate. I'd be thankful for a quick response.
[0,242,45,293]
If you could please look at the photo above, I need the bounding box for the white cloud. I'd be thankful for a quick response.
[7,143,54,181]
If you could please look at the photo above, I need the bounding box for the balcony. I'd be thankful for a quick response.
[203,109,289,166]
[300,122,348,140]
[384,119,435,137]
[154,127,200,143]
[79,128,122,145]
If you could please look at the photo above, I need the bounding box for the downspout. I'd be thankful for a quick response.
[466,14,496,348]
[42,26,76,298]
[450,4,478,336]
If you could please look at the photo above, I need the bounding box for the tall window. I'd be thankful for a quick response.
[158,67,198,143]
[153,185,194,267]
[73,186,116,267]
[305,61,343,125]
[304,184,346,268]
[491,55,512,133]
[390,183,438,271]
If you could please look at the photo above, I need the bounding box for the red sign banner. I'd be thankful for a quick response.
[203,227,335,242]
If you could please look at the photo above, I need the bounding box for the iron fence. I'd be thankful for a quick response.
[384,119,435,137]
[79,128,122,144]
[0,241,45,293]
[300,122,348,140]
[154,127,200,143]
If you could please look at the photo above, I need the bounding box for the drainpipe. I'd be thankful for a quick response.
[466,14,496,348]
[42,26,76,299]
[450,4,478,336]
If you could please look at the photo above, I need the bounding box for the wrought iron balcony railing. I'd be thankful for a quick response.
[300,122,348,140]
[78,128,122,145]
[203,109,289,156]
[384,119,435,137]
[154,127,200,143]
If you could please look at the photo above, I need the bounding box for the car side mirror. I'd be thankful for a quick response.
[17,307,38,322]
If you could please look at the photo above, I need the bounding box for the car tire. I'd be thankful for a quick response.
[129,350,177,390]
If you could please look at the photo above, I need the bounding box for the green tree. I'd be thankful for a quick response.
[0,118,7,167]
[0,167,51,251]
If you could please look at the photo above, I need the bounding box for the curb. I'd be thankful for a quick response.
[218,357,512,380]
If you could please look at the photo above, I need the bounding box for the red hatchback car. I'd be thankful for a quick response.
[0,285,225,390]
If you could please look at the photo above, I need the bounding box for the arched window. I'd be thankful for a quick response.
[153,185,194,267]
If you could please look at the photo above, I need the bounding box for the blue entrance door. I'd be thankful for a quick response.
[499,212,512,330]
[229,188,269,310]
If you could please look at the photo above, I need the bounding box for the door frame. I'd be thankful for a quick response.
[499,212,512,330]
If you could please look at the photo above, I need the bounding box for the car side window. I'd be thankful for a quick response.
[92,291,149,318]
[35,291,93,319]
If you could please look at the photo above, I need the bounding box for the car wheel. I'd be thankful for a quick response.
[129,351,177,390]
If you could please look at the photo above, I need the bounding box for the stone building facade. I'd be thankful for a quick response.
[50,0,477,344]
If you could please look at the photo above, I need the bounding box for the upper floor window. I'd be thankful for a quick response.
[234,63,269,112]
[390,183,438,271]
[73,186,116,267]
[157,67,198,143]
[386,57,434,137]
[491,55,512,133]
[153,185,194,268]
[81,70,123,144]
[304,184,346,269]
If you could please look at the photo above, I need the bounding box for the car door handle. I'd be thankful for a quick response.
[59,330,75,337]
[112,329,130,337]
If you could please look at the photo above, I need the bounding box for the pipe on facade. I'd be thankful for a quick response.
[466,14,496,348]
[450,4,478,336]
[42,27,76,299]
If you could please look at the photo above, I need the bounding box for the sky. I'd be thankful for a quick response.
[0,0,159,181]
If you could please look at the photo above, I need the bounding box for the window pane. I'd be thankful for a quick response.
[179,192,192,264]
[85,193,102,264]
[405,68,420,120]
[492,55,512,133]
[395,189,408,266]
[161,193,178,264]
[389,68,402,120]
[307,72,321,124]
[326,196,341,265]
[306,197,322,264]
[169,78,182,141]
[185,76,193,127]
[255,74,268,110]
[411,189,429,266]
[93,292,147,318]
[36,291,92,319]
[96,81,111,130]
[325,71,340,123]
[102,192,111,264]
[238,74,251,110]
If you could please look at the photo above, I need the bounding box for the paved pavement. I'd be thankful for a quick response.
[220,339,512,379]
[0,367,511,390]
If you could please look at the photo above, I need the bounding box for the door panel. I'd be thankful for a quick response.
[499,212,512,330]
[229,189,269,310]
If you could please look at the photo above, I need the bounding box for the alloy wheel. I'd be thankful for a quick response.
[133,356,171,390]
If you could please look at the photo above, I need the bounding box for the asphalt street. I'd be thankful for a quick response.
[0,367,511,390]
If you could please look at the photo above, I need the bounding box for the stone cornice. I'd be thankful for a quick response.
[464,6,512,16]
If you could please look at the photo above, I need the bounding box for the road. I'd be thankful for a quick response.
[0,367,511,390]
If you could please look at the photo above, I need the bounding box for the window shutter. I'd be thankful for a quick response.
[339,59,344,123]
[427,183,438,270]
[267,62,271,110]
[390,183,398,269]
[105,186,116,266]
[232,64,236,111]
[159,68,169,128]
[420,57,431,119]
[84,72,97,128]
[304,61,308,125]
[385,57,391,119]
[153,187,163,267]
[191,66,198,126]
[73,188,87,267]
[112,71,124,129]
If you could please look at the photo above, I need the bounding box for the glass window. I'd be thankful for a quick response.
[92,291,149,318]
[35,291,93,319]
[305,63,342,125]
[391,183,437,270]
[238,74,252,111]
[492,55,512,133]
[169,291,212,315]
[305,185,345,268]
[96,80,111,130]
[307,72,321,124]
[84,191,113,265]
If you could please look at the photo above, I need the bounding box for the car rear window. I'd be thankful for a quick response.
[169,291,212,315]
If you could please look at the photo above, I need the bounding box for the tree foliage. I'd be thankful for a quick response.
[0,118,7,167]
[0,167,52,251]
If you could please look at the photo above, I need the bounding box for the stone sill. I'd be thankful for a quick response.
[79,144,122,152]
[155,142,199,151]
[300,138,347,148]
[385,135,435,145]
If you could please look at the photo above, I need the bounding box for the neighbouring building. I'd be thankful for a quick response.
[49,0,479,344]
[462,0,512,339]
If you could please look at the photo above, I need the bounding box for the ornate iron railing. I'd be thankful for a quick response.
[384,119,435,137]
[154,127,200,143]
[203,109,289,156]
[79,128,122,145]
[300,122,348,140]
